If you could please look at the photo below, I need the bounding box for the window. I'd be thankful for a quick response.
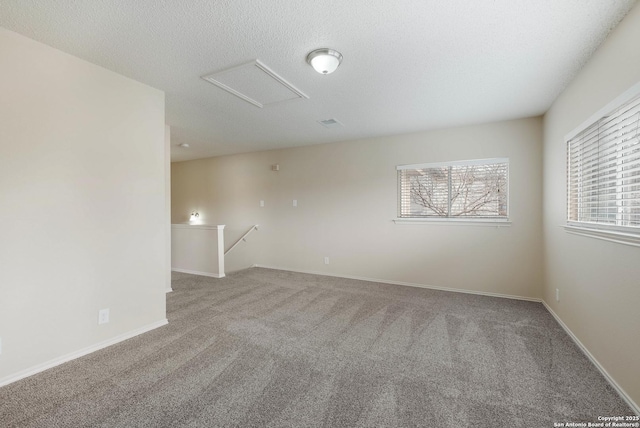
[397,158,509,220]
[567,88,640,238]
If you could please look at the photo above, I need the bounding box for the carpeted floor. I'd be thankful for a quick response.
[0,268,633,427]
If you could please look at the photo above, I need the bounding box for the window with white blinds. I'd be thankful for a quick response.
[567,90,640,233]
[397,158,509,219]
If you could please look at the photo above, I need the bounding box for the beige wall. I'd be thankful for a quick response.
[542,3,640,409]
[165,125,173,292]
[0,29,167,382]
[172,117,543,298]
[171,225,225,277]
[171,154,268,273]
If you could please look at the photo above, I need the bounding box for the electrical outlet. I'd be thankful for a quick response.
[293,199,297,207]
[556,289,560,302]
[324,257,329,265]
[98,308,110,325]
[260,200,264,207]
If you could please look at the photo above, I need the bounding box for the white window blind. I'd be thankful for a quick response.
[397,158,509,219]
[567,91,640,232]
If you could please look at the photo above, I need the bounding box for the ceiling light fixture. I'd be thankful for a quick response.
[179,143,190,148]
[306,48,343,75]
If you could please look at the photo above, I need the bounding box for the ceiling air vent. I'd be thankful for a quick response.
[318,118,344,129]
[201,60,309,108]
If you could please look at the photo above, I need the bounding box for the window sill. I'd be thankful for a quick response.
[394,218,511,226]
[563,225,640,248]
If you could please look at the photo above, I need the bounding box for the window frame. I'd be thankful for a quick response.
[395,157,511,225]
[564,81,640,247]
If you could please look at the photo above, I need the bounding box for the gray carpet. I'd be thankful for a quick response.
[0,268,633,427]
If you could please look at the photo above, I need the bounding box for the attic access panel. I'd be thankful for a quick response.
[201,60,309,108]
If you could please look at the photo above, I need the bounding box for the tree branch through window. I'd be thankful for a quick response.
[398,159,508,219]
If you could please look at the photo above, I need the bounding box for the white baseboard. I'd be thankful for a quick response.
[252,264,541,302]
[0,319,168,388]
[171,268,225,278]
[541,301,639,416]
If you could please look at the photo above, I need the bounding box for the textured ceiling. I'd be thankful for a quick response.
[1,0,637,161]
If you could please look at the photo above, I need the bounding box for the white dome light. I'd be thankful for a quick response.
[306,49,343,75]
